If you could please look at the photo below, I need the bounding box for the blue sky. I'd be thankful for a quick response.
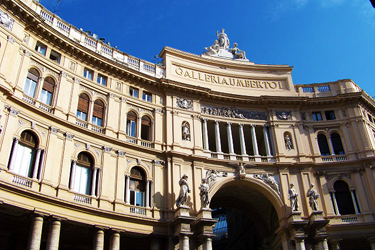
[41,0,375,96]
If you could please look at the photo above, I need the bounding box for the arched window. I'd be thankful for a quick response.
[24,69,39,98]
[9,131,38,178]
[317,134,330,156]
[40,77,55,106]
[331,133,345,155]
[92,100,104,126]
[71,152,93,195]
[77,93,90,121]
[126,111,137,137]
[141,116,151,141]
[333,180,356,215]
[129,167,146,207]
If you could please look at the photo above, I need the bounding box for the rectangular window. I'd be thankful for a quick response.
[97,74,107,86]
[40,89,53,106]
[35,42,47,56]
[325,111,336,120]
[83,68,94,80]
[142,92,152,102]
[49,50,61,64]
[73,165,91,195]
[76,110,87,121]
[312,112,323,121]
[129,87,139,98]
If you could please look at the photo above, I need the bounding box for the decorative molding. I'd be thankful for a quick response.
[94,149,100,156]
[65,133,74,140]
[117,150,126,157]
[30,60,59,78]
[0,11,14,30]
[153,160,165,166]
[85,143,90,150]
[7,35,15,44]
[205,170,228,186]
[253,173,280,194]
[79,86,106,99]
[176,97,193,110]
[4,105,20,117]
[31,122,35,129]
[201,106,267,120]
[137,158,142,165]
[102,146,112,153]
[38,129,46,138]
[276,111,292,120]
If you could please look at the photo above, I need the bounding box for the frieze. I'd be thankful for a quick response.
[253,173,280,194]
[176,97,193,110]
[201,106,267,121]
[117,150,126,157]
[276,111,292,120]
[0,10,14,30]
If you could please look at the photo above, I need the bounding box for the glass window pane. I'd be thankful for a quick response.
[24,78,37,97]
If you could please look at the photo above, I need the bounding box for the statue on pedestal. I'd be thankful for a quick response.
[199,178,210,208]
[231,43,246,59]
[289,183,299,211]
[216,29,230,49]
[176,174,190,207]
[306,183,320,211]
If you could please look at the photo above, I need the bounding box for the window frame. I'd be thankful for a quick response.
[83,68,94,81]
[142,91,152,102]
[49,50,61,64]
[129,87,139,98]
[312,112,323,121]
[97,74,107,86]
[35,42,47,56]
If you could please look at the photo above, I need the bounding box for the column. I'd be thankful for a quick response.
[205,238,213,250]
[238,124,247,155]
[317,238,329,250]
[88,100,94,123]
[330,239,341,250]
[331,192,340,215]
[27,215,44,250]
[328,136,335,155]
[69,160,77,189]
[202,119,209,151]
[125,175,130,204]
[251,125,260,156]
[295,238,306,250]
[137,116,142,140]
[151,121,155,142]
[91,168,98,197]
[32,148,42,179]
[226,122,234,154]
[46,219,61,250]
[146,180,150,208]
[93,228,104,250]
[350,190,360,214]
[150,238,160,250]
[214,121,222,153]
[263,125,272,157]
[109,231,120,250]
[180,235,189,250]
[150,181,154,208]
[8,138,19,171]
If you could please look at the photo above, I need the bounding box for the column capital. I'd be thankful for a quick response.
[214,120,220,124]
[238,123,244,127]
[250,124,256,128]
[71,159,77,164]
[226,122,232,126]
[263,124,269,128]
[201,118,207,122]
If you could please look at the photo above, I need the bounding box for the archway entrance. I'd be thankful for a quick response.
[210,180,280,250]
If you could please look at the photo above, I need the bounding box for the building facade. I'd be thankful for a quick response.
[0,0,374,249]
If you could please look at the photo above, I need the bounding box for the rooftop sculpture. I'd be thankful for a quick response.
[203,29,248,61]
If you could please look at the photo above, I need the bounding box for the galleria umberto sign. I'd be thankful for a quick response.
[174,66,285,90]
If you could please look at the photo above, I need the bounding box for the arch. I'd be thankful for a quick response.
[125,162,151,179]
[209,176,285,221]
[71,148,100,167]
[14,125,46,148]
[327,176,355,190]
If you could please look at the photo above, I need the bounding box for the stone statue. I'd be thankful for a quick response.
[289,183,299,211]
[306,183,320,211]
[176,174,190,207]
[285,134,293,150]
[231,43,246,59]
[204,40,220,55]
[216,29,230,49]
[182,122,190,141]
[264,173,280,194]
[199,178,210,208]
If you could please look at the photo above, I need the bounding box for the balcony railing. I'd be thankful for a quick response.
[12,175,32,188]
[130,206,146,215]
[321,154,348,162]
[22,95,54,113]
[74,193,92,204]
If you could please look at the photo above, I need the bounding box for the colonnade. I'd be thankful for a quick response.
[201,119,273,162]
[27,214,161,250]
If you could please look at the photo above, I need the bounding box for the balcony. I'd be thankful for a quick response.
[125,136,154,148]
[22,94,54,113]
[321,154,348,162]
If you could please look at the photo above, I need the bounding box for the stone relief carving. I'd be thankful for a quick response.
[176,97,193,110]
[205,169,228,186]
[65,133,74,140]
[4,105,19,117]
[306,183,320,211]
[182,121,190,141]
[203,29,248,61]
[176,174,190,207]
[153,160,165,166]
[199,178,210,208]
[0,11,14,30]
[102,146,112,153]
[201,106,267,121]
[276,111,292,120]
[253,173,280,194]
[117,150,126,157]
[289,183,299,212]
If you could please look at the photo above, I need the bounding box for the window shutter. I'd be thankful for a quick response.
[27,69,39,82]
[77,94,89,113]
[93,100,104,119]
[127,112,137,121]
[43,78,55,93]
[141,116,151,126]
